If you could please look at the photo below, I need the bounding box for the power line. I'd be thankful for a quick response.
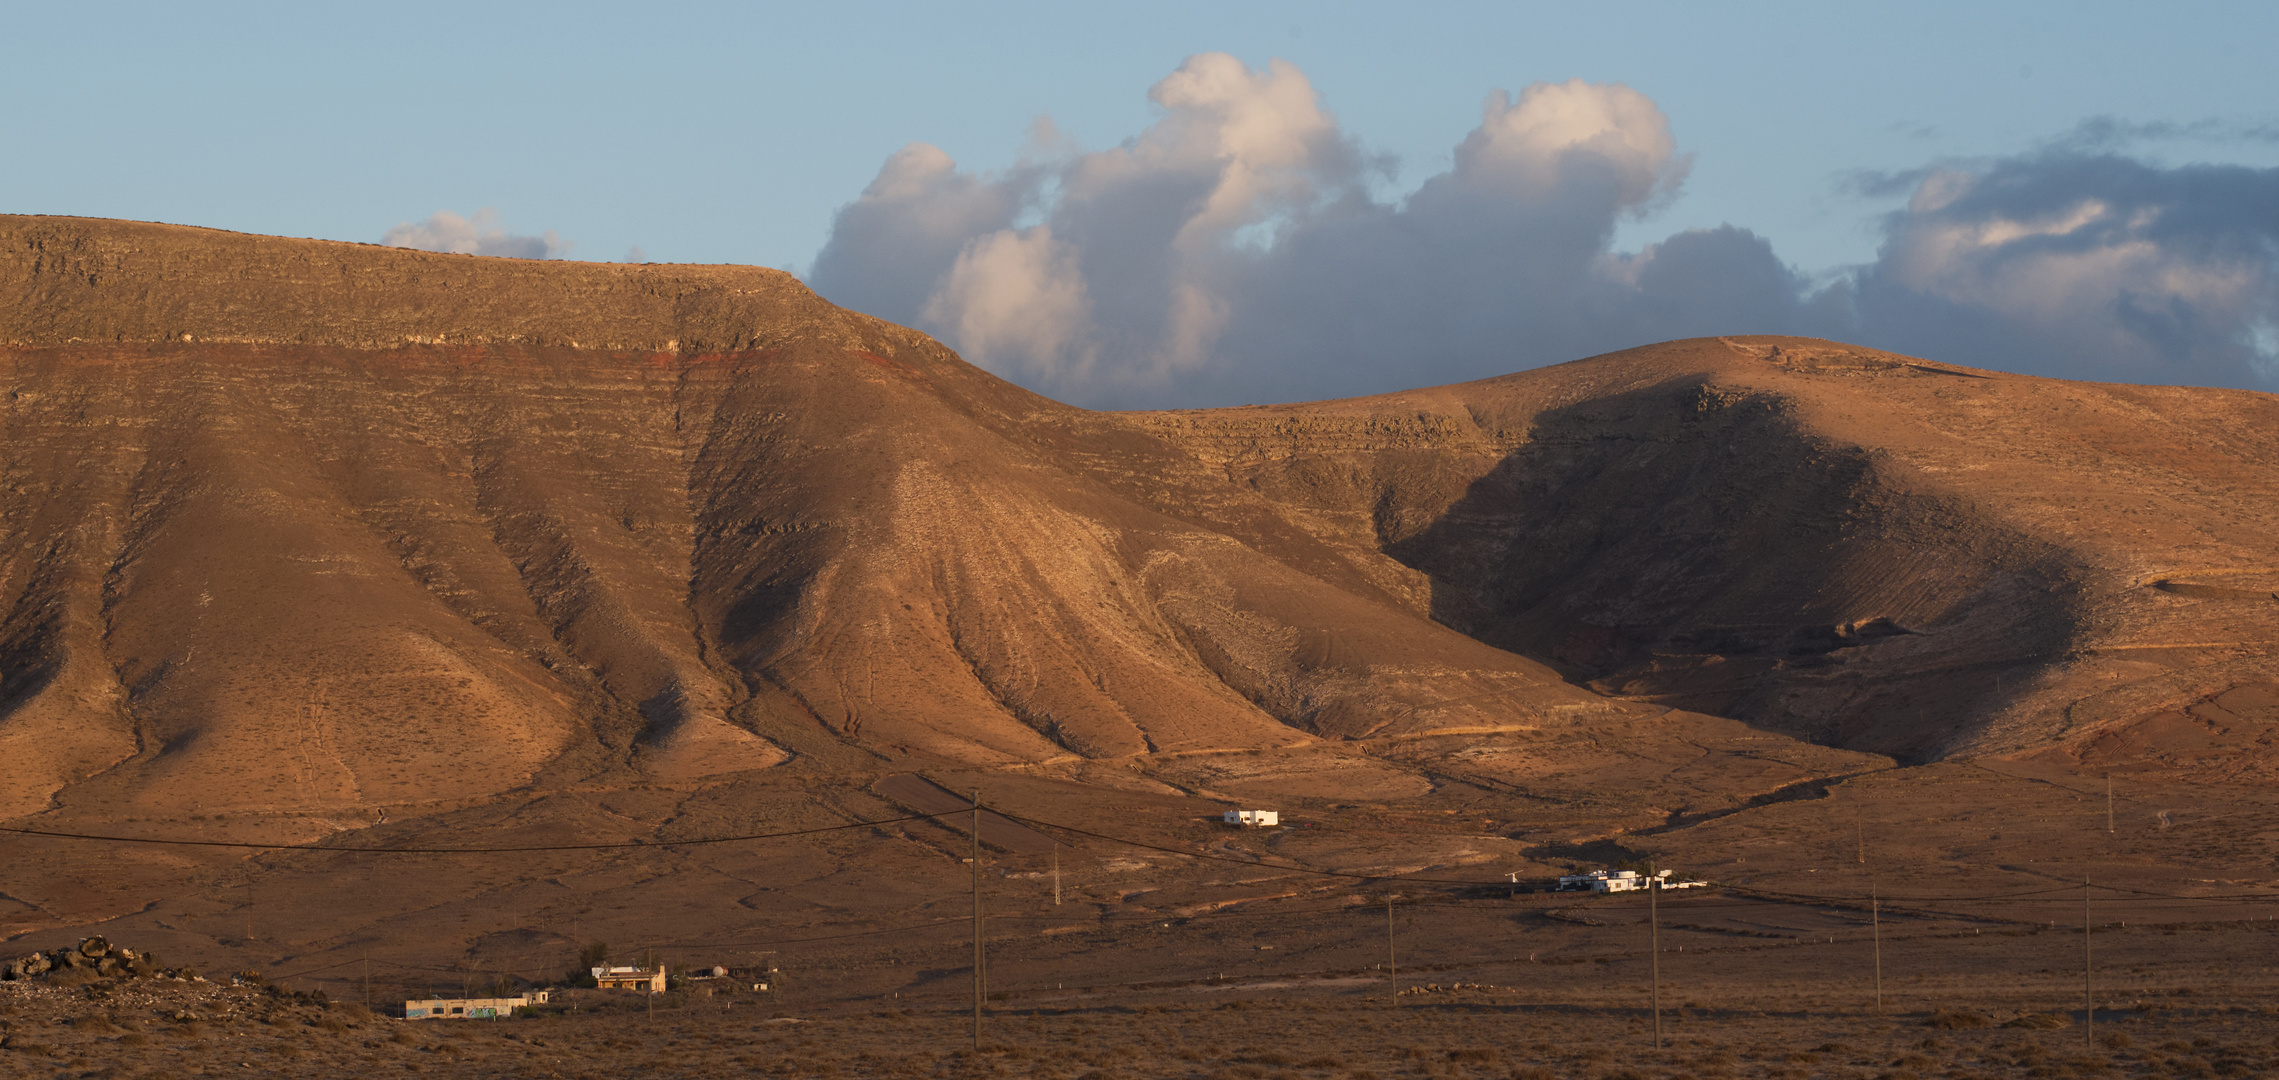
[635,884,2254,953]
[996,807,2279,910]
[0,810,971,853]
[1729,881,2279,906]
[265,894,2279,997]
[13,798,2279,912]
[2079,880,2279,902]
[992,808,1517,885]
[622,918,977,951]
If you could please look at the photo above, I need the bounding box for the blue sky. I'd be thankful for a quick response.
[8,1,2276,406]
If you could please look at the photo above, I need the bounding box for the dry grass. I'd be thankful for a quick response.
[1927,1009,1994,1029]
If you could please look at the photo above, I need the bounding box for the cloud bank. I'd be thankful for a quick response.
[1854,153,2279,389]
[810,54,2279,407]
[381,208,564,259]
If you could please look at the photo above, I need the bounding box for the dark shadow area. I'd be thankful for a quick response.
[1381,379,2085,762]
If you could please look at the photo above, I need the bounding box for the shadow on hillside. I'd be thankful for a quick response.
[1382,379,2082,763]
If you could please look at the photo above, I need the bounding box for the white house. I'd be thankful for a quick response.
[592,964,667,992]
[1555,869,1709,893]
[1222,810,1279,827]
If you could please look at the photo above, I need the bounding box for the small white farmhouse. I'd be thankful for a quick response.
[1222,809,1279,827]
[1554,868,1709,893]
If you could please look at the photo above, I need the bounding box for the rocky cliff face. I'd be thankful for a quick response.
[1,214,833,353]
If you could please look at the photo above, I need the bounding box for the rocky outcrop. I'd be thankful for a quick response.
[2,937,194,982]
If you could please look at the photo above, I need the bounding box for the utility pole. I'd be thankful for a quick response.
[1053,846,1061,907]
[1386,895,1397,990]
[971,790,983,1052]
[1649,876,1662,1051]
[1856,811,1866,865]
[1871,889,1882,1013]
[2106,776,2115,834]
[2084,878,2093,1050]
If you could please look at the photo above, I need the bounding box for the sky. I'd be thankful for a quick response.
[7,1,2276,408]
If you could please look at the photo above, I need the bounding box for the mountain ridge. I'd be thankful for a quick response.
[3,216,2275,847]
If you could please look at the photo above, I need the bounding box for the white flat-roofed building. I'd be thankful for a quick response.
[1555,869,1709,893]
[1558,868,1648,893]
[403,991,547,1020]
[1222,810,1279,827]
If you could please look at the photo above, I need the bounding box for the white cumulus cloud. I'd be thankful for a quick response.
[1853,154,2279,388]
[809,56,2279,405]
[381,208,565,259]
[1454,78,1685,207]
[810,54,1740,407]
[924,226,1098,382]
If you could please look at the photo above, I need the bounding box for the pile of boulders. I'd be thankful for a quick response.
[1,936,194,982]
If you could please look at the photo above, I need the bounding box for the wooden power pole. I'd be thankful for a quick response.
[1650,877,1662,1051]
[1386,895,1397,990]
[1871,889,1882,1013]
[2084,878,2094,1050]
[971,790,983,1052]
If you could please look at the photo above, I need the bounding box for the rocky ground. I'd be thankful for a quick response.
[6,958,2279,1080]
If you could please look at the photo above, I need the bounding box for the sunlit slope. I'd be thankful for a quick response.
[0,216,1622,822]
[1105,337,2279,763]
[9,215,2262,832]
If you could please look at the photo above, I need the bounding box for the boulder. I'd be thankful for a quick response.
[0,940,174,981]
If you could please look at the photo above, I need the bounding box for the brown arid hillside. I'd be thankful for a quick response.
[4,216,2279,1043]
[1100,337,2279,767]
[0,215,1881,828]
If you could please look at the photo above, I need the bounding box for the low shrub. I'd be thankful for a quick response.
[1925,1010,1992,1029]
[2003,1013,2072,1030]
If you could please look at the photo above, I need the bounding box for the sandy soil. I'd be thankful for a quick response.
[8,925,2279,1080]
